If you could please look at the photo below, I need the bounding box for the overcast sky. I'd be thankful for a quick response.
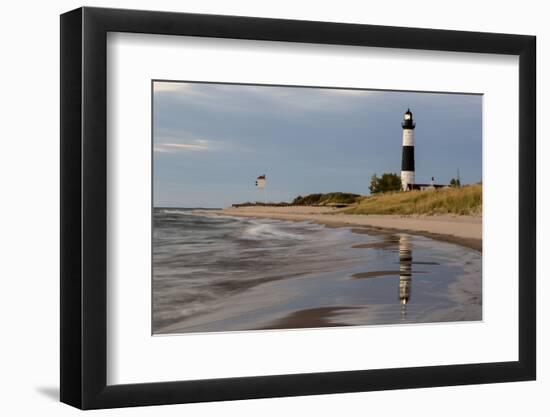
[153,81,482,208]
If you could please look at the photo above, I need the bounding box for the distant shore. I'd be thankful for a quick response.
[198,206,482,252]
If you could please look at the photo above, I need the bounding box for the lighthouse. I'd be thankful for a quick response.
[401,109,415,191]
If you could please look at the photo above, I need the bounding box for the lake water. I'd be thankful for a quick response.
[153,208,482,334]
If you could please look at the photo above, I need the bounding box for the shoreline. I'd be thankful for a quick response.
[199,206,482,252]
[154,206,483,333]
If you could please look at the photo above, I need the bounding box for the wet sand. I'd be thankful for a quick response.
[206,207,482,331]
[209,206,482,252]
[155,208,482,334]
[254,306,356,330]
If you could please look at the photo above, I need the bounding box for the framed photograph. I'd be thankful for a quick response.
[60,7,536,409]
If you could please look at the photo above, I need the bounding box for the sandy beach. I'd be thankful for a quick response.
[211,206,482,252]
[154,207,482,333]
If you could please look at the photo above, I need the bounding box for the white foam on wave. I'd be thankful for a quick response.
[159,209,243,221]
[242,222,304,241]
[160,209,196,215]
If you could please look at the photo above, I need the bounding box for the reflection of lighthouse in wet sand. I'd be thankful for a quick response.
[399,234,412,318]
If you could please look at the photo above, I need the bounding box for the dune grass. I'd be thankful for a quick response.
[292,192,361,206]
[344,184,482,216]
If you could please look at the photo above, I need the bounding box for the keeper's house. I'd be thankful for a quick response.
[404,177,448,191]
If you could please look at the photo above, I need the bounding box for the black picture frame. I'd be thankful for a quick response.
[60,6,536,410]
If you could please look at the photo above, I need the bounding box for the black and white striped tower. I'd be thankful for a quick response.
[401,109,416,191]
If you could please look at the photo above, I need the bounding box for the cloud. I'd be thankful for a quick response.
[154,81,376,115]
[154,140,211,152]
[153,82,196,93]
[225,84,375,112]
[322,88,377,96]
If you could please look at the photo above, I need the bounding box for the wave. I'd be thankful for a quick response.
[242,222,304,241]
[160,209,197,215]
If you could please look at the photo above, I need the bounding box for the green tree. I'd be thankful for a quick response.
[369,173,402,194]
[450,178,461,187]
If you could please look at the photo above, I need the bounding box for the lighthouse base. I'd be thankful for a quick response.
[401,171,415,191]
